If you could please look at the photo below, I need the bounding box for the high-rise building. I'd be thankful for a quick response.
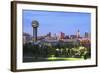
[47,32,51,37]
[76,29,80,38]
[54,33,57,40]
[84,32,89,38]
[60,32,65,39]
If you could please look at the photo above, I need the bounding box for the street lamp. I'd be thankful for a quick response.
[32,20,39,43]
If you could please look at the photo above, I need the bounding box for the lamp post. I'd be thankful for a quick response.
[32,20,39,43]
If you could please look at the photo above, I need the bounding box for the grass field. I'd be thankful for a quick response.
[47,57,83,61]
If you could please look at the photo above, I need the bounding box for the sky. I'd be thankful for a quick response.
[23,10,91,36]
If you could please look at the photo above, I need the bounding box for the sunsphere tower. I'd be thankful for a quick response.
[32,20,39,43]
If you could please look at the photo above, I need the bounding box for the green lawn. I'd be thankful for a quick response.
[47,57,83,61]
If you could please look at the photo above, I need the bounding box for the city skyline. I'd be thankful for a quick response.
[23,10,91,36]
[23,31,90,38]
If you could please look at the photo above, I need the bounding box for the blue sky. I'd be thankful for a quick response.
[23,10,91,36]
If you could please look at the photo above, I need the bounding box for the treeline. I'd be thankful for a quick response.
[23,41,91,59]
